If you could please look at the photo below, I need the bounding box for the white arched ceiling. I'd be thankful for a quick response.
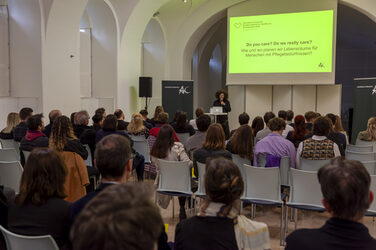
[340,0,376,22]
[86,0,118,104]
[42,0,88,115]
[142,18,166,114]
[117,0,169,119]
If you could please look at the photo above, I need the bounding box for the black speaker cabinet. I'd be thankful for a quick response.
[139,77,152,97]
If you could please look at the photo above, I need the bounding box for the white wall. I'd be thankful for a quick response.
[0,6,9,97]
[142,18,165,114]
[80,28,92,97]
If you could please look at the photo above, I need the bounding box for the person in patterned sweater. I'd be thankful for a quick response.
[296,116,341,168]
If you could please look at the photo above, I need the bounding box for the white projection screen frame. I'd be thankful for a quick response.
[226,0,338,85]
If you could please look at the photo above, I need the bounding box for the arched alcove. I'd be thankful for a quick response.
[141,18,166,114]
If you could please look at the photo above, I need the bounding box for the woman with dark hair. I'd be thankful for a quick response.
[193,124,232,175]
[150,125,191,220]
[171,111,195,136]
[8,148,70,248]
[170,110,183,125]
[189,107,205,130]
[286,115,308,148]
[175,158,270,250]
[213,89,231,139]
[150,106,164,127]
[95,114,132,143]
[226,125,253,161]
[251,116,264,141]
[50,116,88,160]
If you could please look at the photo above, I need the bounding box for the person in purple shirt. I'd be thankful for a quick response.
[254,117,296,168]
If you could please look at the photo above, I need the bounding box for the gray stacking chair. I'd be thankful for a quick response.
[130,135,151,164]
[345,150,375,162]
[361,161,376,175]
[347,144,374,153]
[0,148,19,162]
[0,139,17,149]
[242,165,285,246]
[0,225,58,250]
[298,158,331,171]
[156,159,193,217]
[176,133,190,146]
[356,139,376,146]
[285,168,325,240]
[83,144,93,167]
[0,161,23,194]
[279,156,290,186]
[195,162,206,198]
[231,154,251,185]
[22,151,31,164]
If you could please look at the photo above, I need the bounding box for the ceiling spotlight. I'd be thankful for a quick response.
[183,0,188,3]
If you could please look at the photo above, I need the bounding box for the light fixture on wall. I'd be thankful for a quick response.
[182,0,188,3]
[80,29,86,32]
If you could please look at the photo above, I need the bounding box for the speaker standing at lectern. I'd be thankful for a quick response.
[213,89,231,139]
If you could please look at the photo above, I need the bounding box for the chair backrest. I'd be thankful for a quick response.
[299,158,331,171]
[0,161,23,193]
[257,153,267,167]
[243,165,281,202]
[176,133,190,146]
[368,175,376,213]
[356,139,376,146]
[361,161,376,175]
[83,144,92,167]
[196,162,206,196]
[23,151,31,164]
[157,159,192,195]
[231,154,251,184]
[0,149,19,162]
[345,150,375,162]
[0,139,16,149]
[289,168,324,209]
[347,144,374,153]
[0,225,59,250]
[130,135,151,164]
[279,156,290,186]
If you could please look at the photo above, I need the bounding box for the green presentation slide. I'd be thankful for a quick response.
[229,10,334,74]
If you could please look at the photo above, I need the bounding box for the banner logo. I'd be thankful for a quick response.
[373,86,376,95]
[179,86,190,95]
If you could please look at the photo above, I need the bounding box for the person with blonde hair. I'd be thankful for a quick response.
[0,112,20,139]
[357,117,376,142]
[127,113,149,138]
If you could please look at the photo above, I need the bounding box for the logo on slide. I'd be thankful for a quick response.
[318,62,325,68]
[234,22,242,28]
[372,86,376,95]
[179,86,190,95]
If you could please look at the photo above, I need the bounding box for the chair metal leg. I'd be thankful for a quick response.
[190,197,193,216]
[280,204,284,246]
[253,204,256,218]
[290,207,295,222]
[294,208,298,230]
[172,198,175,219]
[284,205,289,243]
[240,201,243,215]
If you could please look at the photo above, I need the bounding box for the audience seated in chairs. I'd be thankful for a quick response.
[325,114,347,156]
[286,110,294,127]
[0,112,20,140]
[70,183,164,250]
[226,124,254,163]
[139,109,153,129]
[20,114,49,165]
[43,109,61,138]
[149,112,180,147]
[304,111,318,133]
[251,116,264,143]
[230,112,250,137]
[174,157,270,250]
[13,107,33,142]
[185,114,211,156]
[73,110,91,138]
[193,123,232,176]
[296,116,341,168]
[127,113,150,138]
[50,116,89,202]
[171,111,195,136]
[357,117,376,142]
[150,105,164,127]
[279,110,294,138]
[189,107,204,131]
[114,108,129,130]
[334,115,349,144]
[254,111,275,144]
[94,107,106,119]
[254,117,296,168]
[7,148,70,249]
[286,158,376,250]
[150,125,192,221]
[79,113,104,160]
[70,134,170,250]
[95,114,133,144]
[286,115,308,148]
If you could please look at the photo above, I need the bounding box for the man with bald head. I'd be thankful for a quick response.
[43,109,62,137]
